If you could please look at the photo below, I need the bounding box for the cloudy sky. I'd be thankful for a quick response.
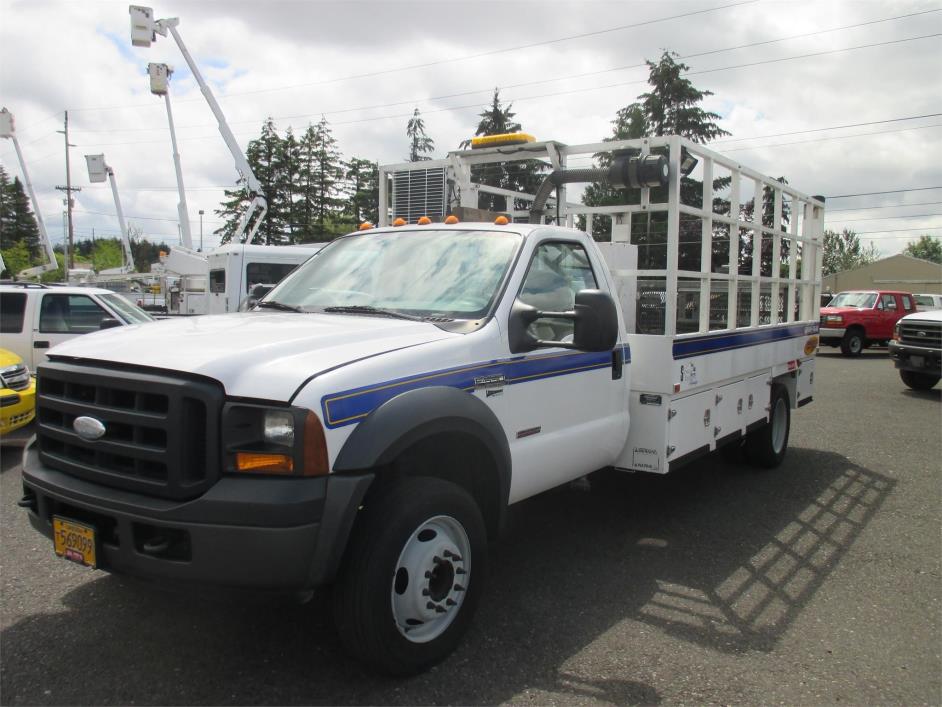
[1,0,940,255]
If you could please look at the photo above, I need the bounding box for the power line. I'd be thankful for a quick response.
[826,213,942,222]
[721,122,942,152]
[70,32,942,149]
[827,187,942,199]
[67,7,941,132]
[849,227,942,234]
[828,201,942,212]
[69,0,759,113]
[715,113,942,144]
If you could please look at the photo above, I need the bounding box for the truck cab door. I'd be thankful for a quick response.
[33,293,114,366]
[877,293,899,339]
[498,235,629,503]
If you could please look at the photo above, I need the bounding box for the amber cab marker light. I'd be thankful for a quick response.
[392,217,407,227]
[359,221,374,230]
[235,452,294,474]
[444,214,459,224]
[417,216,432,225]
[494,215,509,225]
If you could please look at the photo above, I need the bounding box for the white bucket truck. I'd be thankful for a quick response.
[20,135,823,675]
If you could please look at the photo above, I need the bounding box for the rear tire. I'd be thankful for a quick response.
[744,384,790,469]
[900,369,940,390]
[840,329,864,356]
[333,477,487,676]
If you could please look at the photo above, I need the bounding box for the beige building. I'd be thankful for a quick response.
[823,254,942,295]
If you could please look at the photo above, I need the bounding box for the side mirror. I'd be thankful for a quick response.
[99,317,122,330]
[251,283,274,299]
[509,289,619,353]
[572,289,619,351]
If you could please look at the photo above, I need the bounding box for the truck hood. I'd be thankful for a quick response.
[902,309,942,323]
[820,306,868,316]
[48,312,454,401]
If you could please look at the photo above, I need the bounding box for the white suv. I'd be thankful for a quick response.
[0,283,155,369]
[914,293,942,311]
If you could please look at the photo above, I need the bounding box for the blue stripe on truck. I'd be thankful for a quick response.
[672,323,819,360]
[321,345,628,429]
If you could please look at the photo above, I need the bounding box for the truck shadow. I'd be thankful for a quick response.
[0,448,891,705]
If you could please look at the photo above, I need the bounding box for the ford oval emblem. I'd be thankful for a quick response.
[73,416,106,441]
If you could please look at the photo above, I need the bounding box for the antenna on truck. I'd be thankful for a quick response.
[0,108,59,280]
[129,5,268,245]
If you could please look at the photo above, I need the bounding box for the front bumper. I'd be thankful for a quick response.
[889,341,942,374]
[0,384,36,436]
[818,326,846,342]
[20,444,372,590]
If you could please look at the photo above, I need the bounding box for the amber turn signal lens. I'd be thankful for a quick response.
[494,215,509,225]
[393,217,407,226]
[359,222,374,230]
[417,216,432,225]
[444,215,459,224]
[302,411,329,477]
[235,452,294,474]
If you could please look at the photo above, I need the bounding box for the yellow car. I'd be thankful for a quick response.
[0,348,36,440]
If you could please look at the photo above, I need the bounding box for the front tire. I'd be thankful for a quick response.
[744,384,790,469]
[840,329,864,356]
[900,369,940,390]
[333,477,487,675]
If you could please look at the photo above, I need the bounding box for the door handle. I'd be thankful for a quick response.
[34,341,50,349]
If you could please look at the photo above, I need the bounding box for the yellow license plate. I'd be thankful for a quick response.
[53,517,97,568]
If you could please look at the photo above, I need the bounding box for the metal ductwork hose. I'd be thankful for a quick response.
[528,153,670,223]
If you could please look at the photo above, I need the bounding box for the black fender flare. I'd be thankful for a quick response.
[333,385,512,528]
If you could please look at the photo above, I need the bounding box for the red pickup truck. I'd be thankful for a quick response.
[819,290,917,356]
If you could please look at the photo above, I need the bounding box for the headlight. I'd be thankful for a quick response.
[824,314,844,323]
[263,409,295,446]
[222,403,328,477]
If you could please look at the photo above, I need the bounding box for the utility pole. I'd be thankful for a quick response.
[55,111,81,269]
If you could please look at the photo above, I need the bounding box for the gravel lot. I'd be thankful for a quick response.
[1,350,940,706]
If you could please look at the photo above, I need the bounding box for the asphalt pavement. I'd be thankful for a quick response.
[1,350,940,705]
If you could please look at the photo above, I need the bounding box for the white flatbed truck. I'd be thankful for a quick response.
[19,135,823,674]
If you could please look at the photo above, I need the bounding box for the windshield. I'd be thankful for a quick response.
[100,293,156,324]
[829,292,877,309]
[264,229,522,319]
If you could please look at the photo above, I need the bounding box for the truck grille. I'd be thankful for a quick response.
[35,361,223,500]
[1,363,31,391]
[899,320,942,348]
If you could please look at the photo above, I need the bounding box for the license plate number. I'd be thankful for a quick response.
[910,355,925,368]
[53,517,97,568]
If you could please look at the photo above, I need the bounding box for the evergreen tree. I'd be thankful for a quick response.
[343,158,379,227]
[275,127,301,243]
[406,108,435,162]
[214,181,248,245]
[583,50,731,258]
[459,89,543,214]
[0,167,42,262]
[297,117,345,241]
[245,117,289,244]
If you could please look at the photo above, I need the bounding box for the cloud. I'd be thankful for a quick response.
[1,0,939,254]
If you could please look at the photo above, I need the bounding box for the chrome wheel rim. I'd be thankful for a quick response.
[850,336,862,354]
[391,515,471,643]
[771,396,787,454]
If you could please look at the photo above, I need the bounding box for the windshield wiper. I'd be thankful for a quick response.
[256,300,304,312]
[322,305,430,322]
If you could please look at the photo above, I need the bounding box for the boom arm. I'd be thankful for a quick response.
[1,109,58,279]
[105,167,135,273]
[157,17,267,244]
